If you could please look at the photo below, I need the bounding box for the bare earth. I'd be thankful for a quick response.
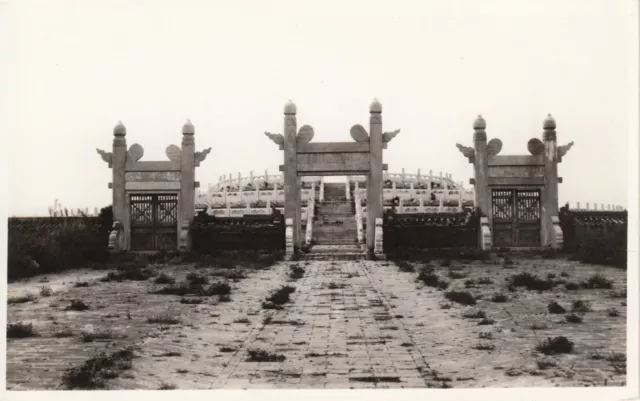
[6,257,627,390]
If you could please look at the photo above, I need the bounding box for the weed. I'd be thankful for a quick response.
[264,286,295,306]
[448,270,467,279]
[560,271,570,277]
[246,349,286,362]
[440,259,452,267]
[462,310,487,319]
[54,327,74,337]
[581,274,614,289]
[464,279,476,288]
[418,268,449,290]
[479,332,493,339]
[8,294,37,304]
[536,359,557,370]
[154,273,176,285]
[530,323,549,330]
[289,264,306,279]
[233,318,251,324]
[219,346,236,353]
[206,282,232,296]
[440,303,453,309]
[503,256,515,267]
[491,293,508,303]
[548,301,566,314]
[607,308,620,317]
[180,298,202,305]
[473,343,496,351]
[153,351,181,357]
[572,300,591,312]
[396,260,415,272]
[565,314,583,323]
[74,281,90,287]
[66,299,90,311]
[7,322,37,338]
[611,290,626,298]
[546,273,556,280]
[478,318,495,326]
[445,291,476,306]
[39,286,53,297]
[147,313,180,325]
[607,353,626,374]
[509,272,554,291]
[218,294,231,302]
[81,329,115,342]
[565,282,580,290]
[186,272,208,285]
[477,277,494,285]
[159,382,177,390]
[536,336,574,355]
[61,347,134,389]
[176,369,189,374]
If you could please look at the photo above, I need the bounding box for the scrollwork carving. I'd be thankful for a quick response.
[456,143,475,164]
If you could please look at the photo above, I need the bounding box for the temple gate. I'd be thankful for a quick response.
[457,114,573,249]
[265,99,399,258]
[97,120,211,252]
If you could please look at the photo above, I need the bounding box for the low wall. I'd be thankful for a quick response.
[8,215,111,280]
[191,213,285,252]
[383,208,481,251]
[559,208,627,267]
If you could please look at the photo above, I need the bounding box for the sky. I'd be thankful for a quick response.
[1,0,637,216]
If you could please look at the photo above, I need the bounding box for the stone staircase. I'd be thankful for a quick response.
[304,182,365,260]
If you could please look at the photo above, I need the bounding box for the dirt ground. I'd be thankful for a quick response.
[5,255,627,390]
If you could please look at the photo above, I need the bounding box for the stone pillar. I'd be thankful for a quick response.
[542,114,559,247]
[283,100,301,252]
[472,115,490,218]
[112,121,127,250]
[180,120,196,251]
[367,99,383,253]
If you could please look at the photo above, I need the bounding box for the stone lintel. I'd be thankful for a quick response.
[297,142,370,154]
[125,181,181,191]
[126,161,181,172]
[488,177,544,186]
[488,155,544,167]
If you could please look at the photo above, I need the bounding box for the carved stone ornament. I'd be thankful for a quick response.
[96,149,113,167]
[557,141,574,162]
[264,131,285,146]
[382,129,400,143]
[194,147,212,166]
[127,143,144,162]
[297,125,314,144]
[350,124,369,142]
[165,144,182,162]
[486,138,502,156]
[527,138,545,155]
[456,143,475,164]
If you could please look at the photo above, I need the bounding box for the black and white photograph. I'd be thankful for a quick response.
[1,0,638,400]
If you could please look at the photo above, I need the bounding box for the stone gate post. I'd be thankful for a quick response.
[541,114,559,247]
[112,122,127,251]
[284,101,302,250]
[180,120,196,251]
[472,115,490,219]
[367,99,383,253]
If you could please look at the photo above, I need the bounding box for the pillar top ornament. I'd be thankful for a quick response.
[182,119,195,135]
[370,98,382,113]
[543,114,556,130]
[473,115,486,130]
[284,99,297,115]
[113,121,126,137]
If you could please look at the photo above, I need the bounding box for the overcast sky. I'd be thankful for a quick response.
[1,0,637,216]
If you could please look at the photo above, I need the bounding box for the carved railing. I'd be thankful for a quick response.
[285,218,294,258]
[305,198,314,245]
[354,190,364,246]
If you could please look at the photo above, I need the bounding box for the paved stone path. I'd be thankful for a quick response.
[7,258,627,389]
